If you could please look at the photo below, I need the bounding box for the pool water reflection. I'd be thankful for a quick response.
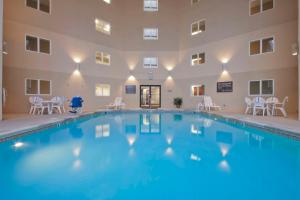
[0,112,300,200]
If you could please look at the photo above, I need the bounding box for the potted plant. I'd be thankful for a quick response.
[173,97,183,109]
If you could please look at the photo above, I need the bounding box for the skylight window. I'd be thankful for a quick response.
[144,57,158,68]
[191,20,206,36]
[144,0,158,12]
[95,18,111,35]
[144,28,158,40]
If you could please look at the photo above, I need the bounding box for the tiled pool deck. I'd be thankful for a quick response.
[0,110,300,141]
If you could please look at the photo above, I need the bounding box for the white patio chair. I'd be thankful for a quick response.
[106,97,126,110]
[30,96,48,115]
[253,97,267,116]
[245,97,254,114]
[266,97,279,116]
[204,96,221,111]
[273,96,288,117]
[51,96,67,114]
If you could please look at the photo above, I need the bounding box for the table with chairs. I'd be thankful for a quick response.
[245,96,288,117]
[29,96,67,115]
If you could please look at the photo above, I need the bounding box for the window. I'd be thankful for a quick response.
[103,0,111,4]
[96,52,111,65]
[95,18,111,35]
[191,0,200,5]
[191,53,205,65]
[25,79,51,95]
[144,28,158,40]
[250,37,274,55]
[25,35,51,54]
[144,0,158,11]
[250,0,274,15]
[191,20,206,36]
[143,57,158,68]
[95,84,111,97]
[249,80,274,96]
[191,85,205,96]
[26,0,50,14]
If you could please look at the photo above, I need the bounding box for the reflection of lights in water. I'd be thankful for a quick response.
[203,119,213,128]
[127,135,136,146]
[129,148,135,157]
[73,159,81,169]
[191,124,202,135]
[165,147,174,156]
[219,160,230,172]
[220,144,229,157]
[143,114,150,125]
[166,135,173,145]
[14,142,25,148]
[73,147,81,157]
[190,154,201,161]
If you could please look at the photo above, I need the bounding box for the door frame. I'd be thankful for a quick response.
[140,85,161,109]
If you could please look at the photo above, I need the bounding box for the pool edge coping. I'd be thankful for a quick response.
[1,109,300,142]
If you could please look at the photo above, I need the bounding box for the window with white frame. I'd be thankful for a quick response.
[191,0,200,5]
[103,0,111,4]
[191,19,206,36]
[96,52,111,65]
[143,57,158,68]
[249,80,274,96]
[95,18,111,35]
[144,0,158,11]
[250,37,274,55]
[26,0,51,13]
[25,35,51,54]
[95,84,111,97]
[191,85,205,96]
[144,28,158,40]
[191,53,205,66]
[25,79,51,95]
[250,0,274,15]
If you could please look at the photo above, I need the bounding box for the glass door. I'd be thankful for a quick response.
[140,85,161,109]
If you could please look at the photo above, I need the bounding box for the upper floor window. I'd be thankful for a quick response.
[25,35,51,54]
[144,0,158,12]
[250,36,274,55]
[95,84,111,97]
[191,19,205,36]
[144,57,158,68]
[191,53,205,66]
[191,85,205,97]
[26,0,51,14]
[249,80,274,96]
[250,0,274,15]
[144,28,158,40]
[96,52,111,65]
[95,18,111,35]
[103,0,111,4]
[25,79,51,95]
[191,0,200,5]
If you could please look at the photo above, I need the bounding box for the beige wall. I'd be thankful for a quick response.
[2,0,299,115]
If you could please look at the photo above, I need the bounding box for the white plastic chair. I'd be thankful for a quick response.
[106,97,126,110]
[29,96,48,115]
[245,97,254,114]
[253,97,267,116]
[51,96,67,114]
[204,96,221,111]
[266,97,279,116]
[273,96,288,117]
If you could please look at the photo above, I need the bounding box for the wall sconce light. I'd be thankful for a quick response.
[167,71,173,80]
[2,41,8,55]
[292,43,299,56]
[73,60,81,75]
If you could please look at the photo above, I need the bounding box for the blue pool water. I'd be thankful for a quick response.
[0,112,300,200]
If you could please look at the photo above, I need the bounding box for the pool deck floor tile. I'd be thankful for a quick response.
[0,110,300,140]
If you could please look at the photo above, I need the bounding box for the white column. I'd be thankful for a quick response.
[0,0,3,121]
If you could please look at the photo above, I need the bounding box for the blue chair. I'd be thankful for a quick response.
[69,96,84,114]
